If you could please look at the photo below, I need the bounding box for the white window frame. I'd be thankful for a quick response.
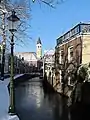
[68,46,73,62]
[59,50,63,64]
[68,76,74,86]
[59,70,62,83]
[59,51,61,64]
[68,76,71,85]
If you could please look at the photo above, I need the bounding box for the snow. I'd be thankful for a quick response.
[0,74,23,120]
[1,114,19,120]
[14,74,24,79]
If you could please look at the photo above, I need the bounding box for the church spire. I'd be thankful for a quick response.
[37,37,41,44]
[36,37,42,59]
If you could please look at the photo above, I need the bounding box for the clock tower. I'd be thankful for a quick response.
[36,37,42,59]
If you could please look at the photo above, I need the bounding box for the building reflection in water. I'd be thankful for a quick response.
[27,81,43,108]
[43,84,71,120]
[15,78,90,120]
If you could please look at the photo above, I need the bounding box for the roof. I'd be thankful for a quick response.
[37,37,41,44]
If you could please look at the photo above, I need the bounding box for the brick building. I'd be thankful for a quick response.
[55,23,90,96]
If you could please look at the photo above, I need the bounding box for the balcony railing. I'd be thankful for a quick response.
[57,23,90,45]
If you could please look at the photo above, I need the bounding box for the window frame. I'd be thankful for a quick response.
[68,46,73,62]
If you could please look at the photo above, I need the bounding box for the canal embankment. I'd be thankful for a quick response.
[42,78,56,93]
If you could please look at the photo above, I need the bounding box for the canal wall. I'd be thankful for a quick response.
[43,77,68,100]
[43,78,56,93]
[43,74,69,98]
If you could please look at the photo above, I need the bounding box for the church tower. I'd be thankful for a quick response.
[36,37,42,59]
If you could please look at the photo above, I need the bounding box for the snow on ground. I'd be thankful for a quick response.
[0,79,10,118]
[1,114,20,120]
[0,74,23,120]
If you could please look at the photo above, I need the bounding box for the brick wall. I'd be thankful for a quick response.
[55,35,83,94]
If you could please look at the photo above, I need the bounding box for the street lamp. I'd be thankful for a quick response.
[7,10,20,115]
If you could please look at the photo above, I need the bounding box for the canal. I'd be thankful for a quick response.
[15,77,90,120]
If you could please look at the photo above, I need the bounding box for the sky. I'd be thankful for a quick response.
[15,0,90,54]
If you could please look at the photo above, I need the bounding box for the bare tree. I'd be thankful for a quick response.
[0,0,65,46]
[32,0,65,8]
[0,0,66,79]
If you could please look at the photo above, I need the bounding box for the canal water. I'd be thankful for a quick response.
[15,77,90,120]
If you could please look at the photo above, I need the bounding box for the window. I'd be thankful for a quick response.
[61,50,64,64]
[59,70,62,83]
[59,50,64,64]
[59,51,61,64]
[68,46,73,62]
[68,76,72,85]
[68,76,74,86]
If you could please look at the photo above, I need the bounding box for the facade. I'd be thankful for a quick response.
[15,52,38,72]
[54,23,90,97]
[8,54,32,74]
[15,52,38,66]
[43,49,55,85]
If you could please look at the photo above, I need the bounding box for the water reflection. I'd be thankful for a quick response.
[15,77,90,120]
